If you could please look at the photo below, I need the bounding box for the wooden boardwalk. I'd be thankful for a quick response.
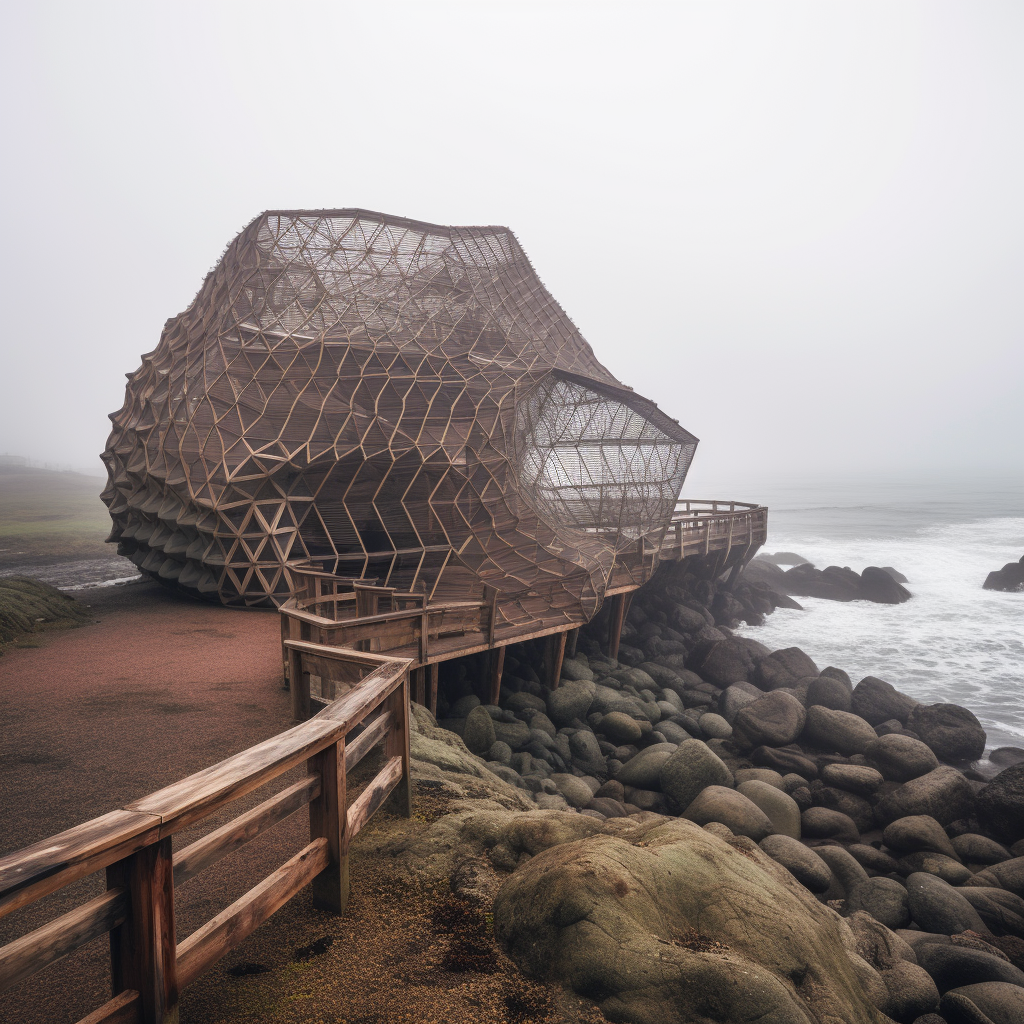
[281,500,768,716]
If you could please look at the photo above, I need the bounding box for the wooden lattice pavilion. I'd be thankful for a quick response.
[102,209,712,623]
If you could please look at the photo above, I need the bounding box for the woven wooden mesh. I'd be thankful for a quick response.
[101,209,698,613]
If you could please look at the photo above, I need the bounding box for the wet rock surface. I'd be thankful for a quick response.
[417,561,1024,1023]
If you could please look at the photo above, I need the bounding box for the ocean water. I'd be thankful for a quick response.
[730,479,1024,752]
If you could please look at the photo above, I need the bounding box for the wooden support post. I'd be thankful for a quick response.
[308,739,348,914]
[289,649,310,721]
[412,666,426,706]
[385,673,413,818]
[488,646,505,706]
[607,594,626,662]
[418,611,429,665]
[565,627,579,660]
[428,663,438,717]
[483,584,498,645]
[543,631,567,690]
[106,839,178,1024]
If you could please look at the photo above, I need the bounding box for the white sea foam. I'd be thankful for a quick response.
[736,512,1024,750]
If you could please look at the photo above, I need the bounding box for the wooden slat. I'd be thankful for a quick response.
[343,710,394,771]
[76,989,140,1024]
[346,756,403,838]
[0,810,161,920]
[283,639,408,666]
[172,775,321,888]
[0,888,127,992]
[175,838,329,989]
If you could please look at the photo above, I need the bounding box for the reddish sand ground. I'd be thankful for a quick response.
[0,582,591,1024]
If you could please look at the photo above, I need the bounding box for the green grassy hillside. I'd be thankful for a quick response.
[0,467,112,567]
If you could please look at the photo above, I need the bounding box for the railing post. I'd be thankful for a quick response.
[385,672,413,818]
[106,839,178,1024]
[418,611,429,665]
[483,584,497,646]
[289,649,310,721]
[308,739,348,914]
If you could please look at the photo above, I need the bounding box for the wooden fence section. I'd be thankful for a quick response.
[279,501,768,675]
[0,657,412,1024]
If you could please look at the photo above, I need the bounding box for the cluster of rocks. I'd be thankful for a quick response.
[984,556,1024,593]
[427,563,1024,1023]
[742,556,912,604]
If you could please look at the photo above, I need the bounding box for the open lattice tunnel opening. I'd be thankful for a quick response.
[513,372,698,548]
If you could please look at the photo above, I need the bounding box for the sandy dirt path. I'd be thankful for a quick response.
[0,582,587,1024]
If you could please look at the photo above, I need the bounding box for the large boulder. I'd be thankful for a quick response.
[694,637,759,687]
[753,745,819,779]
[658,738,733,812]
[983,556,1024,592]
[759,834,832,892]
[682,786,776,842]
[755,647,819,691]
[462,705,496,755]
[719,682,762,723]
[965,857,1024,900]
[845,912,939,1021]
[883,816,961,861]
[821,764,884,797]
[737,780,802,838]
[874,767,975,827]
[807,674,854,713]
[598,711,643,745]
[615,743,677,789]
[852,677,917,727]
[865,733,940,782]
[941,982,1024,1024]
[976,763,1024,844]
[546,680,595,726]
[846,877,911,930]
[915,943,1024,993]
[907,704,987,763]
[733,691,807,749]
[493,817,892,1024]
[958,887,1024,938]
[905,873,989,935]
[859,567,912,604]
[803,706,878,756]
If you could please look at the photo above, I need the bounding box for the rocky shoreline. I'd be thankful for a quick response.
[399,561,1024,1024]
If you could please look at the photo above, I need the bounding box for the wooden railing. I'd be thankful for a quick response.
[0,653,412,1024]
[279,503,768,673]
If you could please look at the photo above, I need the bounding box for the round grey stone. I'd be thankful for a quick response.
[846,877,911,929]
[658,738,733,811]
[906,872,989,935]
[737,779,801,838]
[682,785,775,842]
[598,711,643,744]
[759,834,831,892]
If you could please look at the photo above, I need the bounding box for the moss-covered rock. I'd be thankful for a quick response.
[0,576,89,647]
[493,816,891,1024]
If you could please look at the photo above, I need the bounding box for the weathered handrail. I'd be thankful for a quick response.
[0,652,412,1024]
[280,505,769,679]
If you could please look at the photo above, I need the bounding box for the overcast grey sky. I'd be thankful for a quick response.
[1,1,1020,496]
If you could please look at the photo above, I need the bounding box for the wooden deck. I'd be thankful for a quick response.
[280,500,768,713]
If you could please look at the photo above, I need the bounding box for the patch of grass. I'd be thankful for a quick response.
[0,468,112,565]
[0,577,91,649]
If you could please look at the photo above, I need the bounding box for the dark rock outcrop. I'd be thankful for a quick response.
[782,563,912,604]
[976,764,1024,844]
[983,556,1024,592]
